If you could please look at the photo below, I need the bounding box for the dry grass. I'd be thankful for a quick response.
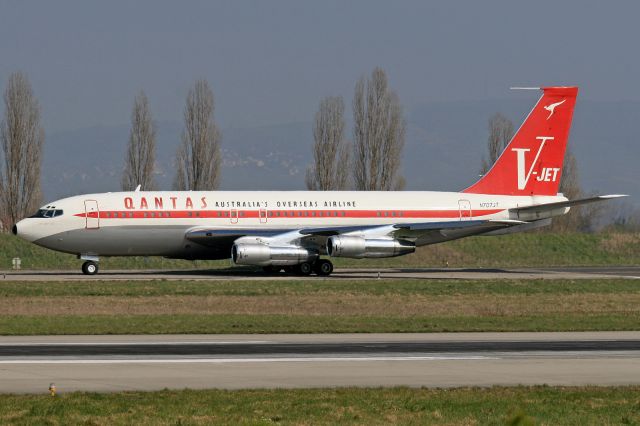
[2,293,639,317]
[599,232,640,253]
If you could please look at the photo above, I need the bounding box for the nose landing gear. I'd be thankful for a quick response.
[79,255,100,275]
[81,261,99,275]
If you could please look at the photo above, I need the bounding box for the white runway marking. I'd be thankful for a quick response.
[0,355,496,364]
[0,341,270,346]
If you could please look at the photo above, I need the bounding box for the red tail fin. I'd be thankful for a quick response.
[463,86,578,196]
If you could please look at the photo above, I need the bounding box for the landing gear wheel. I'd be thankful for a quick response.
[314,259,333,276]
[82,261,99,275]
[262,265,282,274]
[297,262,313,276]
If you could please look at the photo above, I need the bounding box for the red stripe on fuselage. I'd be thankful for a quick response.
[73,209,504,219]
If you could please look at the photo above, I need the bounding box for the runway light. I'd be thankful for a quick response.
[48,383,57,397]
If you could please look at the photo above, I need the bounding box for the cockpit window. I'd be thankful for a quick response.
[31,209,64,218]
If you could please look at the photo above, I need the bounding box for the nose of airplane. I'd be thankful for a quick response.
[13,218,40,242]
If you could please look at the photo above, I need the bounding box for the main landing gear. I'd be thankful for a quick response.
[262,259,334,277]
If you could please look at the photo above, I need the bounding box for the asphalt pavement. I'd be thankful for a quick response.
[1,332,639,393]
[1,266,639,281]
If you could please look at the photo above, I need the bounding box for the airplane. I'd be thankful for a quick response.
[13,86,626,276]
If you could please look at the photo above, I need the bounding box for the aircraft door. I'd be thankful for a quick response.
[458,199,472,221]
[259,208,268,224]
[84,200,100,229]
[230,209,238,224]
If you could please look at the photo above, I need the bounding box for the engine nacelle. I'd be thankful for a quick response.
[327,235,415,259]
[231,243,317,266]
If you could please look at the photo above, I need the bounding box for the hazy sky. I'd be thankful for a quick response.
[1,1,639,132]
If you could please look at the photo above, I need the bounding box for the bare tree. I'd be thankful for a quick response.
[0,72,44,229]
[305,96,350,190]
[352,67,405,191]
[559,148,581,201]
[174,80,221,190]
[550,147,599,232]
[122,91,156,191]
[480,113,514,174]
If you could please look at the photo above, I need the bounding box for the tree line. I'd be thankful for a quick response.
[0,69,619,232]
[307,67,405,191]
[0,73,223,230]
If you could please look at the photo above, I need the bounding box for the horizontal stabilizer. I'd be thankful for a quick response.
[510,194,627,215]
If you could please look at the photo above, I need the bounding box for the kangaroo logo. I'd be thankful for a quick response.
[512,136,559,190]
[543,99,565,120]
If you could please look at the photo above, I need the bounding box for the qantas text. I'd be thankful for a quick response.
[123,197,357,210]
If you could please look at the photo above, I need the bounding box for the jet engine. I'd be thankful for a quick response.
[326,235,415,259]
[231,243,317,266]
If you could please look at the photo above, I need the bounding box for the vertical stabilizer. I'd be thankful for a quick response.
[463,86,578,196]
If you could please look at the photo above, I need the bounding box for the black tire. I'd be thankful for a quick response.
[314,259,333,276]
[297,262,313,276]
[82,261,99,275]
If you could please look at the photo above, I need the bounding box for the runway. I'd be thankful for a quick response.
[1,332,640,393]
[2,265,640,281]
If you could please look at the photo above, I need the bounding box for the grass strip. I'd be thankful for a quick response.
[1,278,639,297]
[1,386,639,425]
[1,313,639,335]
[1,232,639,270]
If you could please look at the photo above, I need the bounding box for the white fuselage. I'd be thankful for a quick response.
[15,190,566,260]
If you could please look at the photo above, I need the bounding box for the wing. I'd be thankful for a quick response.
[390,219,527,246]
[185,219,530,255]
